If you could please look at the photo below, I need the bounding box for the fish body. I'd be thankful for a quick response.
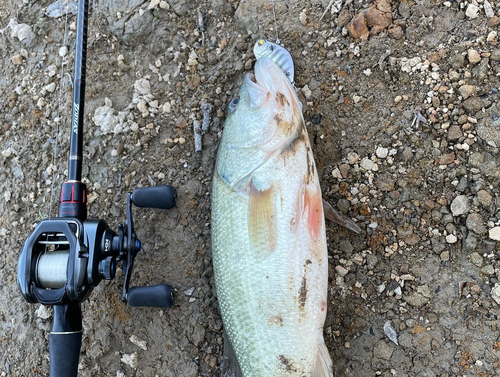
[212,56,332,377]
[253,39,295,84]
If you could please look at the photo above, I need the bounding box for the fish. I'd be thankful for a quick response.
[211,55,334,377]
[253,39,295,84]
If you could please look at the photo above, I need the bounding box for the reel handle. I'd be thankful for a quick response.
[49,303,82,377]
[131,185,176,210]
[127,284,174,308]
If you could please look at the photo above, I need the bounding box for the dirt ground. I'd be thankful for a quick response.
[1,0,500,376]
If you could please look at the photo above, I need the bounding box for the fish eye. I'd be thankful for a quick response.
[228,96,240,113]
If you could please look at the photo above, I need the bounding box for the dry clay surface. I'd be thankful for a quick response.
[1,0,500,376]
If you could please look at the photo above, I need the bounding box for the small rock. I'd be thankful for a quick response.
[487,31,497,43]
[466,213,486,234]
[335,266,349,277]
[467,49,481,64]
[347,13,369,39]
[35,305,52,320]
[450,195,471,216]
[403,292,430,308]
[188,74,201,90]
[491,283,500,305]
[44,82,56,93]
[484,0,495,18]
[373,340,395,360]
[436,152,455,165]
[458,85,476,99]
[332,168,342,179]
[11,54,24,65]
[477,190,493,206]
[376,146,389,158]
[489,227,500,241]
[463,97,483,113]
[487,16,500,28]
[375,174,395,191]
[445,234,457,244]
[134,78,151,96]
[447,125,463,141]
[121,353,138,369]
[440,250,450,261]
[59,46,68,57]
[129,335,147,351]
[465,4,479,19]
[360,158,375,170]
[468,152,485,167]
[365,6,391,35]
[469,251,483,267]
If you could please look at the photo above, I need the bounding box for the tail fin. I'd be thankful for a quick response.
[221,331,244,377]
[313,334,333,377]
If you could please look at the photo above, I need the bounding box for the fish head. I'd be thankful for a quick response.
[225,56,303,150]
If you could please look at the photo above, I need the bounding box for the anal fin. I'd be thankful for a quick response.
[322,199,362,234]
[222,331,243,377]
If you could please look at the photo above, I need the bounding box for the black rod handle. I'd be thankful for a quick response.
[127,284,174,308]
[49,303,82,377]
[131,185,176,210]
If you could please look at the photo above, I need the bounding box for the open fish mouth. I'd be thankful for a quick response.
[245,72,267,93]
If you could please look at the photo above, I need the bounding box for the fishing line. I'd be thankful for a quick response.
[271,0,280,44]
[49,4,70,220]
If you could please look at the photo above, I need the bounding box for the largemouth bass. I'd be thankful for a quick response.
[211,56,334,377]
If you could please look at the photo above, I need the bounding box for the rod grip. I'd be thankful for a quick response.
[49,331,82,377]
[49,303,82,377]
[131,185,176,209]
[127,284,174,308]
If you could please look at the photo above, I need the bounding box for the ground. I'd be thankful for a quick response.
[1,0,500,376]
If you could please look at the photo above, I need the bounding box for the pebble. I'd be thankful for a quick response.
[1,148,13,158]
[491,284,500,305]
[121,353,138,368]
[467,49,481,65]
[375,174,395,191]
[466,213,486,234]
[450,195,471,216]
[11,54,24,65]
[373,340,395,360]
[335,265,349,277]
[347,13,369,39]
[477,190,492,206]
[489,227,500,241]
[447,125,462,141]
[458,85,476,99]
[484,0,495,18]
[440,250,450,261]
[44,82,56,93]
[445,234,457,244]
[134,78,151,96]
[436,152,455,165]
[35,305,52,320]
[487,31,497,43]
[129,335,147,351]
[360,158,374,170]
[59,46,68,57]
[469,252,483,268]
[376,146,389,158]
[465,4,479,19]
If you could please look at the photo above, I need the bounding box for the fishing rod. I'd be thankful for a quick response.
[17,1,177,375]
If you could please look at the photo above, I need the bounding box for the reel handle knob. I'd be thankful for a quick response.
[127,284,174,308]
[131,185,176,210]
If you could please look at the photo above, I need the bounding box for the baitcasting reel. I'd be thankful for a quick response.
[18,184,176,308]
[17,183,176,376]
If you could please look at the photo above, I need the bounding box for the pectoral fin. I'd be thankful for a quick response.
[322,199,362,234]
[313,333,334,377]
[248,181,277,254]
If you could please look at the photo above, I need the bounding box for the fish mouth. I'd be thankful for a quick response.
[245,72,267,93]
